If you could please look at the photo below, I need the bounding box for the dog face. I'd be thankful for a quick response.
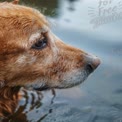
[0,2,100,90]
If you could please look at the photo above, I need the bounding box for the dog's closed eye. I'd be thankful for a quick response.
[31,33,48,50]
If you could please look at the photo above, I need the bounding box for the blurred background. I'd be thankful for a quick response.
[1,0,122,122]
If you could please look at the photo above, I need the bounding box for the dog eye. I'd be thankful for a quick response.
[31,36,47,50]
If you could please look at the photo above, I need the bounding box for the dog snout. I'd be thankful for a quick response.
[84,54,101,73]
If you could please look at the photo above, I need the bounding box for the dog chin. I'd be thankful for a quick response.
[57,69,90,88]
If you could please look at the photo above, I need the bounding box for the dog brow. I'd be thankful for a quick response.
[29,27,48,43]
[29,32,40,42]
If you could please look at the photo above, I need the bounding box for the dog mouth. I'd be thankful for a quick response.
[32,73,90,91]
[31,66,96,91]
[33,86,50,91]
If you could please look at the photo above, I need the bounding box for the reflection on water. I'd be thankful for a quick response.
[1,0,122,122]
[67,0,79,11]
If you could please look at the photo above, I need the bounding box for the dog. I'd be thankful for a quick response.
[0,0,100,119]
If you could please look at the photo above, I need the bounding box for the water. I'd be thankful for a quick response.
[1,0,122,122]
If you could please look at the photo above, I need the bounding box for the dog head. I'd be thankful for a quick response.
[0,1,100,91]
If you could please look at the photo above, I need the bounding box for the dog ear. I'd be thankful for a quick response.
[12,0,19,5]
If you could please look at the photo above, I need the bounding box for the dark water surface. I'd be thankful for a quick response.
[1,0,122,122]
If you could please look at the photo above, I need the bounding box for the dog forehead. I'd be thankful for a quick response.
[0,3,49,29]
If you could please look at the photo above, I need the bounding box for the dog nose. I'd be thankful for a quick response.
[84,54,101,73]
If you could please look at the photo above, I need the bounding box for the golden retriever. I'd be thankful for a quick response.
[0,0,100,119]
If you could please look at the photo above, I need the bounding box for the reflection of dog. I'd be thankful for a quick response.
[0,0,100,118]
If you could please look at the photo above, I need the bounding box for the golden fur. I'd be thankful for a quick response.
[0,0,100,118]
